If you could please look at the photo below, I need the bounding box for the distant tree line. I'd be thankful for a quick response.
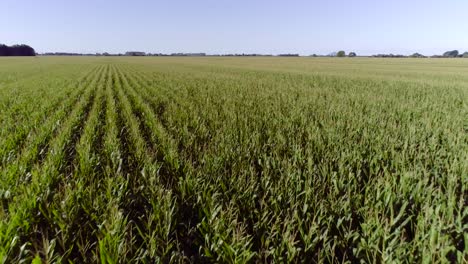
[372,50,468,58]
[44,52,90,56]
[372,54,406,58]
[323,51,357,57]
[278,54,299,57]
[44,52,126,56]
[324,49,468,58]
[211,53,273,57]
[169,53,206,56]
[38,52,281,57]
[34,49,468,58]
[440,50,468,58]
[125,51,146,56]
[0,44,36,56]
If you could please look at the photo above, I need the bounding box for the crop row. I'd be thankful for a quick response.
[0,60,466,263]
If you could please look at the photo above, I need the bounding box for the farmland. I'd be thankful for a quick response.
[0,57,466,263]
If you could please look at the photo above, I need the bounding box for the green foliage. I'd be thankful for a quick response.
[337,50,346,57]
[443,50,459,57]
[410,53,425,58]
[32,255,42,264]
[0,57,466,263]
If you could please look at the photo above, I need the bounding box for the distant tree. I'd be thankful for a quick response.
[0,44,35,56]
[10,44,35,56]
[410,53,425,58]
[348,52,356,57]
[125,51,146,56]
[462,52,468,58]
[372,53,406,58]
[337,50,346,57]
[0,44,8,56]
[278,54,299,57]
[443,50,459,58]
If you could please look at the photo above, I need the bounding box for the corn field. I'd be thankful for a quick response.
[0,57,467,263]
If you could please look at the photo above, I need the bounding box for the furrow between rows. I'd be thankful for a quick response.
[27,65,109,262]
[116,65,235,261]
[0,65,103,262]
[0,65,105,208]
[0,66,98,157]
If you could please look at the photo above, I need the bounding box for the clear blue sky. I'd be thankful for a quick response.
[2,0,467,55]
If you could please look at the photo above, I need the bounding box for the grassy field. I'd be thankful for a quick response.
[0,57,466,263]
